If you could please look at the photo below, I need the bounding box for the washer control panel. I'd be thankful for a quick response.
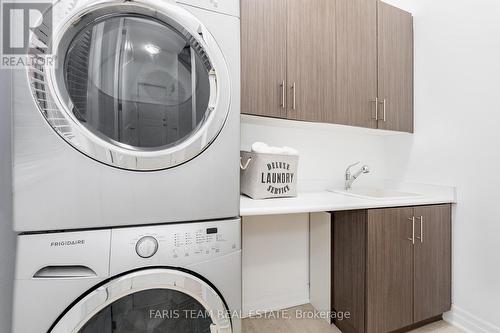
[109,218,241,273]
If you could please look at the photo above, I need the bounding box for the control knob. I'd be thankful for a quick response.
[135,236,159,258]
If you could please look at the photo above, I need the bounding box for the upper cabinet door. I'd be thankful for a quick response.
[335,0,378,128]
[377,1,414,132]
[367,207,414,333]
[413,205,452,322]
[241,0,288,118]
[286,0,336,122]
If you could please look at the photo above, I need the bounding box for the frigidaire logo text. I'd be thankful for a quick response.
[50,240,85,247]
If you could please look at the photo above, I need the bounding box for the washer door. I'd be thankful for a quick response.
[50,268,232,333]
[28,0,230,171]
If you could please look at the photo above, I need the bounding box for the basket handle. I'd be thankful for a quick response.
[240,157,252,170]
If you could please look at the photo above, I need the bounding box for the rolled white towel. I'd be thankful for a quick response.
[282,146,299,156]
[268,146,286,154]
[252,142,283,154]
[251,142,271,154]
[251,142,299,156]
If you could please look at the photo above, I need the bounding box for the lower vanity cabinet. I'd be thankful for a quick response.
[332,205,451,333]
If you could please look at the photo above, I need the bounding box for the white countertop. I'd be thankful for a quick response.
[240,183,457,216]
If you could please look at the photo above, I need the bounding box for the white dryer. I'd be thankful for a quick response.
[12,0,240,232]
[13,218,241,333]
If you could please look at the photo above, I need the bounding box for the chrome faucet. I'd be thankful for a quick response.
[345,162,370,190]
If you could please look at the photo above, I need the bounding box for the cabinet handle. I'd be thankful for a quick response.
[291,82,296,110]
[379,98,387,122]
[416,216,424,243]
[280,81,286,109]
[372,97,379,120]
[408,217,415,244]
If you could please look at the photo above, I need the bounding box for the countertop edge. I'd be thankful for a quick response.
[240,192,456,217]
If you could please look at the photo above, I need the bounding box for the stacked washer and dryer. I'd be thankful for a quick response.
[11,0,241,332]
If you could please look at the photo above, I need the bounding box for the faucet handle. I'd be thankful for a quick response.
[346,161,360,174]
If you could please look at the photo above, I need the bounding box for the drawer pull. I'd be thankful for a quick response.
[280,80,286,108]
[372,97,379,120]
[33,265,97,279]
[407,217,415,244]
[416,216,424,243]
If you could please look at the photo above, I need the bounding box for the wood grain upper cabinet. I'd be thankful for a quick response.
[240,0,287,118]
[367,207,414,333]
[377,1,414,132]
[413,205,452,322]
[286,0,336,123]
[335,0,378,128]
[240,0,414,132]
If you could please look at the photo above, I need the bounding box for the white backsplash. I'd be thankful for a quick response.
[240,114,399,191]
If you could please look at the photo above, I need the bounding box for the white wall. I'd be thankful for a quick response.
[380,0,500,331]
[0,68,15,333]
[242,214,310,315]
[240,116,392,313]
[241,115,391,190]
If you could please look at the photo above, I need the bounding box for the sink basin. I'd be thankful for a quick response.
[330,188,423,200]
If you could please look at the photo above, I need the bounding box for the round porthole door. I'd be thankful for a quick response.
[28,0,230,171]
[49,269,232,333]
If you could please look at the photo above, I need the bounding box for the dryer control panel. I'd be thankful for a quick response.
[110,218,241,275]
[135,236,159,258]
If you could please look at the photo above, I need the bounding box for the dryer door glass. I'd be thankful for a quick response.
[64,15,210,149]
[29,2,230,171]
[78,288,213,332]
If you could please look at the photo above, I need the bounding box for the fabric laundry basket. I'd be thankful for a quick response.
[240,151,298,199]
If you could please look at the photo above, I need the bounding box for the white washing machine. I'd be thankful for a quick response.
[12,218,241,333]
[12,0,240,232]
